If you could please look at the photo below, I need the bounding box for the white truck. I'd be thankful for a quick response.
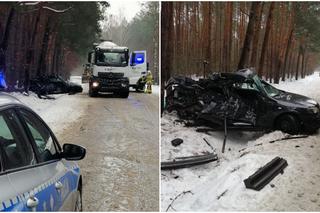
[87,41,147,98]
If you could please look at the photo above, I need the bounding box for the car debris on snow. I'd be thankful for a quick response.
[161,153,218,170]
[164,68,320,134]
[171,138,183,147]
[161,72,320,211]
[29,75,83,98]
[244,156,288,191]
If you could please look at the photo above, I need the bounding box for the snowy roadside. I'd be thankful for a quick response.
[9,91,86,137]
[161,72,320,211]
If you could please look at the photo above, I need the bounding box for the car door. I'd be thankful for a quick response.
[17,108,79,211]
[129,50,147,85]
[0,108,41,211]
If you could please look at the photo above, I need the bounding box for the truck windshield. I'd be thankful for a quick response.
[96,50,128,67]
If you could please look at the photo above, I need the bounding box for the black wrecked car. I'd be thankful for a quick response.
[30,75,83,97]
[165,69,320,134]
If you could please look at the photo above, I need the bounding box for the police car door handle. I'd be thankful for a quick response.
[55,181,63,190]
[27,195,39,210]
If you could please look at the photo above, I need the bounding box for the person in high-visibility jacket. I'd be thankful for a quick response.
[145,71,153,94]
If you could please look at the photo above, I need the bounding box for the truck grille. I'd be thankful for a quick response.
[101,78,122,85]
[98,72,124,79]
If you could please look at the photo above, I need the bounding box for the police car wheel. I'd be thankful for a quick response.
[75,190,83,211]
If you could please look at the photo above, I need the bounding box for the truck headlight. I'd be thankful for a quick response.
[309,106,319,114]
[92,82,99,87]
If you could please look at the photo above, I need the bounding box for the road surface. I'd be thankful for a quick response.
[58,91,159,211]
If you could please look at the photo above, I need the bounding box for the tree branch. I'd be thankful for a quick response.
[42,6,72,13]
[166,190,193,212]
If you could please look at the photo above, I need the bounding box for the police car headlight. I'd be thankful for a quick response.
[92,82,99,87]
[309,106,319,114]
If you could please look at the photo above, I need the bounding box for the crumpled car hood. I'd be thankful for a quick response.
[274,91,318,108]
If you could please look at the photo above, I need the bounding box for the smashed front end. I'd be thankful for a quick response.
[165,74,257,128]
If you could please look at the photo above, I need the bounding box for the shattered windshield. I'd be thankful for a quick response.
[262,81,281,97]
[252,75,281,97]
[96,50,128,67]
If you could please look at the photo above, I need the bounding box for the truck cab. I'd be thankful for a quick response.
[87,41,147,97]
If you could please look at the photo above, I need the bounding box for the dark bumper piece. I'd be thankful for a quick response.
[161,153,218,170]
[171,138,183,147]
[244,157,288,191]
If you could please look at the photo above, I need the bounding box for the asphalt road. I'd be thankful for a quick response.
[58,91,159,211]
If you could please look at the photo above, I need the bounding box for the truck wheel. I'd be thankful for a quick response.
[276,114,300,134]
[89,88,97,97]
[120,91,129,98]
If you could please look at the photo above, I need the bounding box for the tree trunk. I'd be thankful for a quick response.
[249,2,263,69]
[238,2,260,70]
[258,2,275,77]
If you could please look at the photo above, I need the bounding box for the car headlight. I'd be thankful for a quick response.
[92,82,99,87]
[309,106,319,114]
[121,83,128,87]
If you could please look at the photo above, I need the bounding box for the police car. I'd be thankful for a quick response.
[0,93,86,211]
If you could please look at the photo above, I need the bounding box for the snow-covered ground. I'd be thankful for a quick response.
[5,76,159,136]
[9,91,86,136]
[161,72,320,211]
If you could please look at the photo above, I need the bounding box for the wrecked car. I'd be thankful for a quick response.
[30,75,83,97]
[165,69,320,134]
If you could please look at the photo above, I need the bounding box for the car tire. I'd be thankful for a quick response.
[74,189,83,212]
[276,114,300,134]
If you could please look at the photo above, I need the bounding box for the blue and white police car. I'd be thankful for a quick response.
[0,93,86,211]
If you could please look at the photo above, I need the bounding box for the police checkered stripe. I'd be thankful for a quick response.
[0,165,80,211]
[3,200,11,209]
[0,173,66,211]
[11,197,18,206]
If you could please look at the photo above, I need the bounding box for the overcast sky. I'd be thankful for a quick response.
[105,1,144,22]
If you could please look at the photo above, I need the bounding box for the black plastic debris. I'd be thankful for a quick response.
[244,157,288,191]
[161,153,218,170]
[171,138,183,147]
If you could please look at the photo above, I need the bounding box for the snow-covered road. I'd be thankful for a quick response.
[8,81,159,211]
[161,72,320,211]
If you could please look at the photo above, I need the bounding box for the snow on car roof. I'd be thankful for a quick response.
[0,92,22,107]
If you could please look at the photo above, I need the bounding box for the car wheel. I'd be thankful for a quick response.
[89,88,97,97]
[74,190,83,212]
[276,114,300,134]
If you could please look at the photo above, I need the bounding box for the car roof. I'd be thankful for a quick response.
[0,92,23,108]
[211,69,256,81]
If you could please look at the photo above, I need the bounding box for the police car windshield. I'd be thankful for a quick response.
[96,50,128,67]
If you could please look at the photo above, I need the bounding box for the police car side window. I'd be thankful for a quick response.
[0,110,35,170]
[19,110,58,163]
